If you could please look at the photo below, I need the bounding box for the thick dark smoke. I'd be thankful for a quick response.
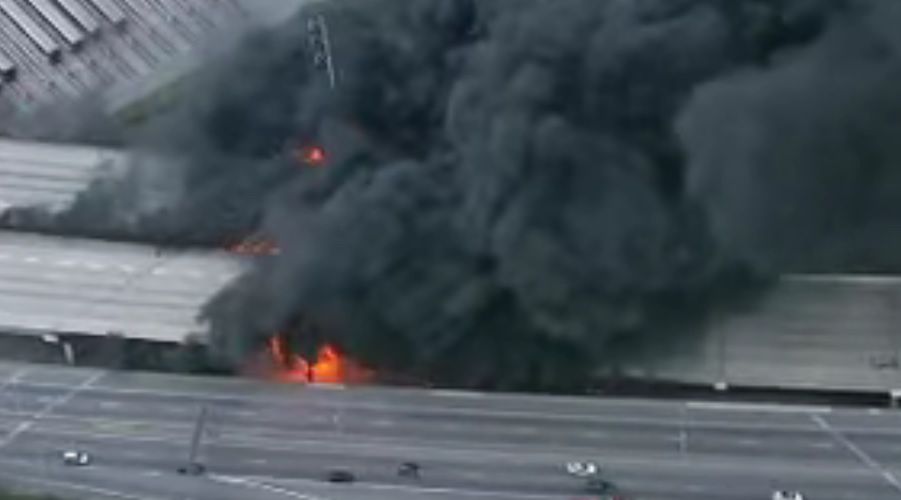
[4,0,900,389]
[680,0,901,273]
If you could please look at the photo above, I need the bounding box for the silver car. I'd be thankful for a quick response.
[565,461,599,477]
[62,450,90,466]
[772,491,805,500]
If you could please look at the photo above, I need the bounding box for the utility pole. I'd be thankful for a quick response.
[306,14,337,89]
[181,405,208,475]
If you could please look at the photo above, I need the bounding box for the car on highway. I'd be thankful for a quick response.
[177,463,206,476]
[61,450,90,466]
[772,491,805,500]
[326,469,356,483]
[566,461,599,477]
[584,477,618,494]
[398,461,421,478]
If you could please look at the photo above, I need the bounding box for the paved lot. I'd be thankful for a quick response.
[0,362,899,499]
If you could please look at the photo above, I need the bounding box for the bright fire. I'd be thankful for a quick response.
[295,145,327,167]
[268,336,371,384]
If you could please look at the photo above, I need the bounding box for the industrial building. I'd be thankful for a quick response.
[0,0,305,115]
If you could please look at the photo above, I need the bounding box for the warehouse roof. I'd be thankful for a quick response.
[0,0,305,115]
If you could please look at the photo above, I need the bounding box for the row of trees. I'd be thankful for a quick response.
[0,487,59,500]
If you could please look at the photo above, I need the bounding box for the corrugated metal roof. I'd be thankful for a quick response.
[0,0,305,115]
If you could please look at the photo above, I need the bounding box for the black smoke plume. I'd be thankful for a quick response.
[4,0,901,389]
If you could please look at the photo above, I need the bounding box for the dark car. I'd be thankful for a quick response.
[177,463,206,476]
[326,469,356,483]
[585,477,616,494]
[398,462,421,478]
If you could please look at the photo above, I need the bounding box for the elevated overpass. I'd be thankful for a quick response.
[0,230,245,343]
[2,138,901,393]
[1,226,899,394]
[627,274,901,393]
[0,137,125,210]
[0,138,245,345]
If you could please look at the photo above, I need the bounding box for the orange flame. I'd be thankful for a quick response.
[228,238,281,256]
[267,336,371,384]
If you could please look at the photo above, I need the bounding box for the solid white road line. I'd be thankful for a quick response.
[237,474,561,500]
[0,469,164,500]
[0,370,105,447]
[811,414,901,492]
[430,390,486,398]
[211,474,330,500]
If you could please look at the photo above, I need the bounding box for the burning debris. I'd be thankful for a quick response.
[5,0,901,389]
[227,235,281,256]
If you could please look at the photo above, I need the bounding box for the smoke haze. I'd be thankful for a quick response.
[4,0,901,388]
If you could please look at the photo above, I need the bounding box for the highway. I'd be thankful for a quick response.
[0,138,125,211]
[0,230,245,342]
[0,362,897,499]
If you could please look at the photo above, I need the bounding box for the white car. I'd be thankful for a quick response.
[565,461,599,477]
[62,450,91,466]
[772,491,804,500]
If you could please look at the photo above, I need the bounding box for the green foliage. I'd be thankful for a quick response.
[0,486,61,500]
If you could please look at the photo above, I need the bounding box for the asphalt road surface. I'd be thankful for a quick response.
[0,230,244,342]
[0,362,899,499]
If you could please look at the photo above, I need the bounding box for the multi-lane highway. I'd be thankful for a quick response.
[0,138,125,210]
[0,231,244,342]
[0,362,899,499]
